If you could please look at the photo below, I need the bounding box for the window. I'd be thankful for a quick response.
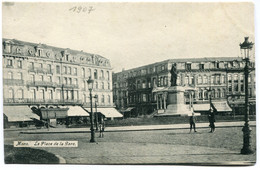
[39,89,44,100]
[108,83,110,90]
[56,90,61,100]
[47,64,52,72]
[30,89,36,99]
[4,43,11,53]
[211,76,215,84]
[215,62,219,68]
[228,85,232,92]
[203,76,207,84]
[185,77,189,85]
[142,80,146,89]
[56,65,60,74]
[101,82,104,89]
[48,90,53,100]
[65,54,69,61]
[37,49,42,56]
[7,59,13,67]
[88,69,92,77]
[39,63,43,68]
[199,64,204,70]
[8,89,14,98]
[204,90,208,100]
[216,89,220,98]
[94,69,98,79]
[137,80,141,89]
[69,78,72,85]
[17,61,22,68]
[216,75,220,84]
[198,76,202,84]
[64,77,68,85]
[107,71,109,80]
[101,95,105,103]
[107,95,111,103]
[47,76,52,82]
[57,77,61,84]
[30,75,35,82]
[185,63,191,71]
[161,65,165,71]
[17,73,22,80]
[63,66,67,74]
[142,94,147,102]
[82,68,85,77]
[8,72,13,79]
[68,67,71,75]
[148,80,151,88]
[221,89,226,98]
[39,75,44,81]
[74,78,78,85]
[221,75,225,84]
[198,90,202,100]
[228,74,232,83]
[29,62,34,69]
[101,70,104,78]
[74,68,77,75]
[153,78,157,87]
[189,76,194,85]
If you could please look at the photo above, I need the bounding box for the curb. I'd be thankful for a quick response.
[19,124,256,134]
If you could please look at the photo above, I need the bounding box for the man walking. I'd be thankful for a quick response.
[189,112,197,133]
[208,109,216,133]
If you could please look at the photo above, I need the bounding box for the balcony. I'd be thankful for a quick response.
[27,81,56,88]
[62,84,79,89]
[4,98,83,105]
[3,79,24,86]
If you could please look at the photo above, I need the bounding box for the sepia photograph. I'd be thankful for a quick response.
[1,0,257,166]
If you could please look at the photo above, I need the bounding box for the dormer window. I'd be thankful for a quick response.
[65,54,69,61]
[199,63,204,70]
[4,42,11,53]
[37,49,42,56]
[185,63,191,71]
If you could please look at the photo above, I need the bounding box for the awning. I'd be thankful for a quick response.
[212,102,232,112]
[60,106,89,117]
[3,106,39,122]
[85,107,123,118]
[193,103,210,111]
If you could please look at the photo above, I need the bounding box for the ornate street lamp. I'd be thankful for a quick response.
[240,37,254,154]
[87,76,95,143]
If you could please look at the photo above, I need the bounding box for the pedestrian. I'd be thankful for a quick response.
[208,109,216,133]
[189,112,197,133]
[99,115,105,138]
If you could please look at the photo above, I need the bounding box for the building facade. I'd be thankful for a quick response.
[113,57,255,117]
[2,39,117,122]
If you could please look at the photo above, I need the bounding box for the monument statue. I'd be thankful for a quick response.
[170,63,177,86]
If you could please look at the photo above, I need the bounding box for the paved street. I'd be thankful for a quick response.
[4,121,256,165]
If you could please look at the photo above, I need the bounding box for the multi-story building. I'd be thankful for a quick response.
[113,57,255,117]
[3,38,122,126]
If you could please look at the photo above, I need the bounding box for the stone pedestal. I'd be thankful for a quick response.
[163,86,193,116]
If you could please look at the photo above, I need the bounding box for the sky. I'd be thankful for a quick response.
[2,2,255,72]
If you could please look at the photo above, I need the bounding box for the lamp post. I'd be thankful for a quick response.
[94,94,99,131]
[240,37,254,154]
[87,77,95,143]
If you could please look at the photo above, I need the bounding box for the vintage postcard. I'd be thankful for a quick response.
[2,1,256,166]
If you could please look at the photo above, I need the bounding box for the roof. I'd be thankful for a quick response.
[113,57,244,75]
[2,38,109,63]
[85,107,123,118]
[3,106,39,122]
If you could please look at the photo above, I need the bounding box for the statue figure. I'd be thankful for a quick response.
[170,63,177,86]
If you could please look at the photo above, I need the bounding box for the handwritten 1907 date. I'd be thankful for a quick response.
[69,6,95,14]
